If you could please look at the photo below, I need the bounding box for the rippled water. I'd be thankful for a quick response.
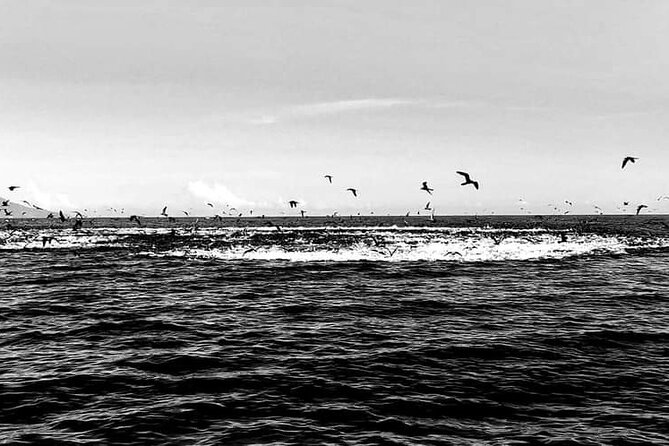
[1,217,668,444]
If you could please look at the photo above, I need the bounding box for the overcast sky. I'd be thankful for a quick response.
[2,0,668,216]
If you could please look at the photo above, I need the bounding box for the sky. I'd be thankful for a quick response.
[1,0,669,216]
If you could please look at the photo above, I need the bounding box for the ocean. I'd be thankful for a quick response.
[1,216,668,445]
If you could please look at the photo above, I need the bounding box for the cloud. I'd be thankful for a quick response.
[22,181,76,211]
[251,98,417,124]
[187,181,255,207]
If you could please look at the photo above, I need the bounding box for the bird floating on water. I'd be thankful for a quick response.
[456,171,479,189]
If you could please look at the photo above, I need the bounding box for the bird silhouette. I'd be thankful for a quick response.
[622,156,638,169]
[59,210,67,222]
[8,186,20,191]
[129,215,142,225]
[289,200,299,208]
[456,171,479,189]
[346,188,358,197]
[424,201,432,210]
[300,210,306,218]
[420,181,434,194]
[1,200,8,207]
[183,211,189,216]
[636,204,647,215]
[324,175,333,183]
[160,206,168,217]
[206,202,214,208]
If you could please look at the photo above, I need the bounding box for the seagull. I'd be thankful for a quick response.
[160,206,168,217]
[565,200,573,206]
[346,188,358,197]
[46,213,54,219]
[622,156,638,169]
[456,171,479,189]
[59,210,67,222]
[324,175,333,183]
[289,200,299,208]
[424,202,432,211]
[2,209,12,216]
[300,210,306,218]
[420,181,434,195]
[1,200,8,207]
[623,201,630,206]
[8,186,20,191]
[206,202,214,208]
[636,204,648,215]
[183,211,189,216]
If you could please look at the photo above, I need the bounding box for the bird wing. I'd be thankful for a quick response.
[456,171,470,181]
[622,158,628,168]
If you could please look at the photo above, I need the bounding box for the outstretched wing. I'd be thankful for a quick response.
[456,171,471,181]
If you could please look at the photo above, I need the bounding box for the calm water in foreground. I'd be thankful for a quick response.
[1,216,668,445]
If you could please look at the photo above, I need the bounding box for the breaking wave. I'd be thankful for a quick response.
[2,225,668,262]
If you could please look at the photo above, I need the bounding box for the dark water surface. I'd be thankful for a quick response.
[1,218,669,444]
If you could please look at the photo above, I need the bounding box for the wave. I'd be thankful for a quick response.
[2,225,668,262]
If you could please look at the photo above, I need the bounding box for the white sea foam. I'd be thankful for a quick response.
[1,226,667,262]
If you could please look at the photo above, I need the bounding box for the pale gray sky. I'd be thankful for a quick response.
[1,0,668,215]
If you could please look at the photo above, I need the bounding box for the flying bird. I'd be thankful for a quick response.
[621,156,638,169]
[59,210,67,222]
[160,206,168,217]
[1,200,8,207]
[346,188,358,197]
[565,200,573,206]
[456,171,479,189]
[289,200,299,208]
[8,186,20,191]
[206,203,214,208]
[636,204,648,215]
[324,175,333,183]
[424,202,432,211]
[183,211,189,216]
[420,181,434,195]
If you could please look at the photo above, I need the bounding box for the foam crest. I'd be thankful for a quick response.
[1,226,667,262]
